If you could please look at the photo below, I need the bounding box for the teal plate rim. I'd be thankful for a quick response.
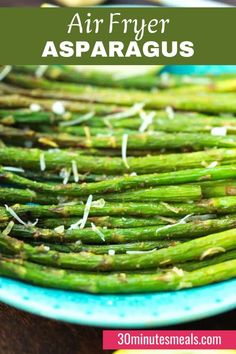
[0,277,235,328]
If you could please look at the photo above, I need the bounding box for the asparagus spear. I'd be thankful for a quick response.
[1,147,236,175]
[0,94,128,116]
[0,187,58,205]
[177,249,236,271]
[0,256,235,293]
[13,65,213,90]
[2,124,236,151]
[29,240,180,254]
[0,184,201,204]
[2,197,236,222]
[5,73,236,114]
[1,164,236,198]
[102,180,236,202]
[0,228,235,271]
[4,214,236,244]
[36,215,175,229]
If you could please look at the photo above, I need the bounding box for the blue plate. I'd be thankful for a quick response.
[0,277,235,327]
[1,65,236,327]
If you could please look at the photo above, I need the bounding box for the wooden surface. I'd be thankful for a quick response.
[0,302,235,354]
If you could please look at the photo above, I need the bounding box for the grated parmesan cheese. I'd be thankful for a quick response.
[91,199,106,208]
[73,194,93,230]
[54,225,65,234]
[122,134,129,169]
[71,160,79,183]
[5,204,38,226]
[35,65,48,78]
[126,248,157,254]
[62,168,71,185]
[105,102,145,120]
[0,66,12,81]
[156,214,193,234]
[139,111,155,133]
[30,103,42,112]
[211,127,227,136]
[91,222,106,242]
[207,161,218,169]
[3,166,25,173]
[60,112,94,127]
[165,106,175,120]
[52,101,65,115]
[39,153,46,171]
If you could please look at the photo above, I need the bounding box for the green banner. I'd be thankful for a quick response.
[0,7,235,64]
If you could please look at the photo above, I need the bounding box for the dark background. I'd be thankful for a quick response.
[0,0,235,353]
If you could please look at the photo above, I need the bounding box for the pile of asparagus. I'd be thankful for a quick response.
[0,65,236,293]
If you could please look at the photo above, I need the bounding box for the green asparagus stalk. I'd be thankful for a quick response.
[29,240,180,254]
[0,228,236,271]
[13,65,214,90]
[1,147,236,175]
[0,184,201,204]
[0,94,128,116]
[177,249,236,271]
[2,124,236,151]
[36,215,175,229]
[103,181,236,202]
[2,197,236,223]
[4,214,236,244]
[1,164,236,198]
[5,73,236,114]
[0,187,58,205]
[19,65,236,93]
[0,256,235,293]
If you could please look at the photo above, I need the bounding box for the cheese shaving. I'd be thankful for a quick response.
[52,101,65,115]
[54,225,65,234]
[139,111,155,133]
[165,106,175,120]
[79,195,93,229]
[122,133,129,169]
[35,65,48,78]
[91,199,106,208]
[71,160,79,183]
[3,166,25,173]
[200,247,225,260]
[156,214,193,234]
[207,161,218,169]
[60,112,94,127]
[5,204,38,226]
[39,153,46,171]
[0,66,12,81]
[30,103,42,112]
[105,102,145,120]
[211,127,227,136]
[91,222,106,242]
[62,168,71,185]
[126,248,157,254]
[28,218,39,227]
